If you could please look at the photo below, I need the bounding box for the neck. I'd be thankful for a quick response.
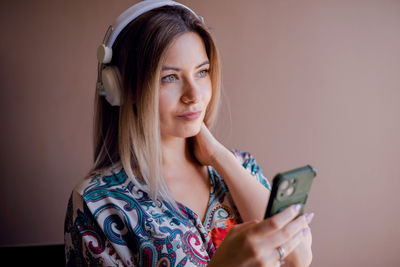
[161,136,194,168]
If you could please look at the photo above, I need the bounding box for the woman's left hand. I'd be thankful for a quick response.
[191,122,225,166]
[283,224,313,267]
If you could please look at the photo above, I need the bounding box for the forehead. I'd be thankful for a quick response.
[162,32,208,66]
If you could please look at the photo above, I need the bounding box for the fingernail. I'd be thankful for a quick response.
[293,204,301,213]
[305,212,314,224]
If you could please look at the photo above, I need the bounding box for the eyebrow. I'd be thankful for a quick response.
[161,60,210,71]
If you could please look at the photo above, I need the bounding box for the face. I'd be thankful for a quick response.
[159,32,212,140]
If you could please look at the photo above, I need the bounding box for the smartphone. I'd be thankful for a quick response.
[264,165,317,219]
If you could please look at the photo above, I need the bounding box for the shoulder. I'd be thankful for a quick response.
[72,162,133,198]
[69,162,152,219]
[66,162,146,224]
[66,162,135,224]
[65,163,139,265]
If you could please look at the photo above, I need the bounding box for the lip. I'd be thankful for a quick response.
[177,111,202,121]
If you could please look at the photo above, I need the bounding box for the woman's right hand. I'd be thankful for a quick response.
[208,204,313,267]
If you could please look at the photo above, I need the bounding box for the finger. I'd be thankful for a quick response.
[276,228,309,262]
[303,225,313,246]
[252,204,301,235]
[264,227,309,265]
[262,212,313,249]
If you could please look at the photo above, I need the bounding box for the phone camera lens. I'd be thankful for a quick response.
[280,180,289,190]
[285,186,295,196]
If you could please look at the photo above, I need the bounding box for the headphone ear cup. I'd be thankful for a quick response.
[101,66,122,106]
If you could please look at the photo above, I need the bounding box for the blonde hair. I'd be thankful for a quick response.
[92,6,221,212]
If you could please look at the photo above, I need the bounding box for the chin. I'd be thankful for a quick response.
[161,119,204,139]
[176,121,202,138]
[184,124,202,137]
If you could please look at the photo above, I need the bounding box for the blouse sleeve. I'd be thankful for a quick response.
[232,149,271,190]
[64,190,134,266]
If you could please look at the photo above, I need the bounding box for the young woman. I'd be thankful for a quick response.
[64,1,313,266]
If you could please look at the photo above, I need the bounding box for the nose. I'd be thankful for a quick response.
[181,78,200,104]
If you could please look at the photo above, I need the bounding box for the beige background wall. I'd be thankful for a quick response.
[1,0,399,266]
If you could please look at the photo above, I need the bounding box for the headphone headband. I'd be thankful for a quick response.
[97,0,203,64]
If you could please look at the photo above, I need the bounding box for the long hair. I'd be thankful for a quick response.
[92,6,221,212]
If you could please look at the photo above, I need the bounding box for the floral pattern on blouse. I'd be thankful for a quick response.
[64,149,270,266]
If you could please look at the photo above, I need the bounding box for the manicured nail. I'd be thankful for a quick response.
[294,204,301,213]
[305,212,314,224]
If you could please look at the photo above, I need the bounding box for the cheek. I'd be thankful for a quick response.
[203,81,212,106]
[159,90,177,121]
[158,94,168,114]
[158,99,169,126]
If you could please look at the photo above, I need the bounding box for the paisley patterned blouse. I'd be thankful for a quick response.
[64,149,270,266]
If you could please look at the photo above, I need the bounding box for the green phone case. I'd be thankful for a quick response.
[264,165,317,219]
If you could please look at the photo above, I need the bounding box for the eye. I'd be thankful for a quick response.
[197,69,209,78]
[161,74,178,83]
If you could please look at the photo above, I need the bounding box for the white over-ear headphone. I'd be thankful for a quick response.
[96,0,204,106]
